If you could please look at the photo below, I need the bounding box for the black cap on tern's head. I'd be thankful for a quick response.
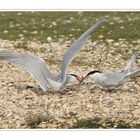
[69,73,81,82]
[86,70,101,76]
[69,73,78,77]
[80,70,101,83]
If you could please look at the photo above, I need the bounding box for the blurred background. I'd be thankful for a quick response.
[0,12,140,43]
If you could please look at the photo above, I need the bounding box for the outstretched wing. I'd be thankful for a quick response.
[59,18,105,83]
[0,51,54,92]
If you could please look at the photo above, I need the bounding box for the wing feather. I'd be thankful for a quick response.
[0,51,54,92]
[59,18,105,82]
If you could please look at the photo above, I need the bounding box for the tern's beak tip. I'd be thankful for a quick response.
[79,76,87,83]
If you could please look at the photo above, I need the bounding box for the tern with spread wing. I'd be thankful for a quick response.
[0,18,105,92]
[82,54,140,91]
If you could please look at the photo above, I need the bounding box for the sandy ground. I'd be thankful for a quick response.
[0,38,140,128]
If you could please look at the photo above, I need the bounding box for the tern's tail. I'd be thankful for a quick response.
[125,67,140,78]
[122,54,138,72]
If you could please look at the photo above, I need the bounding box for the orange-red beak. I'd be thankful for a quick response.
[76,76,82,83]
[78,75,89,84]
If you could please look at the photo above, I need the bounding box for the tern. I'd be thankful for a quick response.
[0,18,105,92]
[82,54,140,91]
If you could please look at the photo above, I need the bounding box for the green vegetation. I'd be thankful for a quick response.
[0,12,140,43]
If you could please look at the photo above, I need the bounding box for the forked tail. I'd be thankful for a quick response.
[122,54,138,73]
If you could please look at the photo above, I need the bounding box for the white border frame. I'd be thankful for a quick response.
[0,0,140,140]
[0,0,140,10]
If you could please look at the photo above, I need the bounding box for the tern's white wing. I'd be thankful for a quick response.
[0,51,54,92]
[59,18,105,83]
[122,54,137,72]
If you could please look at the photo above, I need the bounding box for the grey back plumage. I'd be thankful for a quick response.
[104,67,140,86]
[101,72,128,87]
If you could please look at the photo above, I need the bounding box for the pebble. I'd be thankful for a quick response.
[3,30,8,34]
[98,35,104,39]
[105,39,114,45]
[47,37,52,42]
